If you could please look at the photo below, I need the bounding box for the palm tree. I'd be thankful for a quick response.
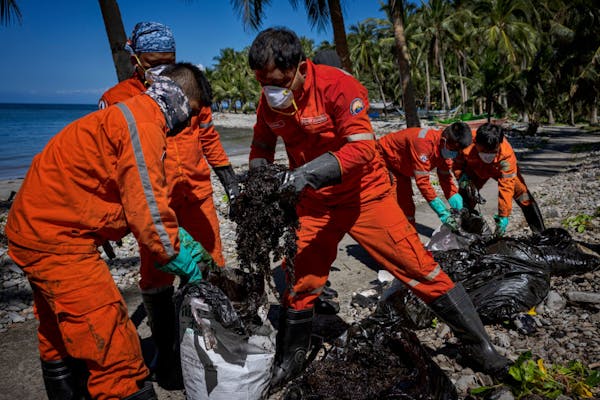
[388,0,420,126]
[98,0,132,82]
[349,20,391,116]
[0,0,21,25]
[231,0,353,73]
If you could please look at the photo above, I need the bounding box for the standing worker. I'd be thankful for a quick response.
[378,122,473,228]
[6,63,214,399]
[453,123,545,236]
[99,21,239,390]
[246,27,509,388]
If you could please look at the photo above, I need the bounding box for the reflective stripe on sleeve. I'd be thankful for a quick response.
[418,128,429,138]
[116,103,175,258]
[199,121,213,128]
[414,170,429,176]
[346,133,376,142]
[502,172,517,178]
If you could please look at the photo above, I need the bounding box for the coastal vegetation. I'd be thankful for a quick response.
[3,0,599,130]
[210,0,600,134]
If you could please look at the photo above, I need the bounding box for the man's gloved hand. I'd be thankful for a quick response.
[448,193,464,210]
[249,158,268,170]
[458,173,471,189]
[429,197,458,230]
[494,214,509,236]
[279,152,341,194]
[214,165,241,219]
[158,227,216,283]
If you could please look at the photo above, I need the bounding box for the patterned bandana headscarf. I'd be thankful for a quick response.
[145,67,191,132]
[125,21,176,54]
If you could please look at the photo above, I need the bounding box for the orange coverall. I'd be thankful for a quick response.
[6,95,180,398]
[100,76,231,291]
[250,60,454,310]
[378,127,459,224]
[453,137,532,217]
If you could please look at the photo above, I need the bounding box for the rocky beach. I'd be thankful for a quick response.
[0,114,599,399]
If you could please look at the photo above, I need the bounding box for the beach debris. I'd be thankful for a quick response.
[230,164,299,295]
[284,309,457,399]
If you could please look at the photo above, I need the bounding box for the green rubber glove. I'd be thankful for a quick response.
[458,173,471,189]
[429,197,452,224]
[494,214,509,236]
[448,193,464,210]
[158,228,214,283]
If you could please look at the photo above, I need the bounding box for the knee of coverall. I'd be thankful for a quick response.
[513,177,532,207]
[8,246,148,398]
[349,194,454,304]
[283,205,346,311]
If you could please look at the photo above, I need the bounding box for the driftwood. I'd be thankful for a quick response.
[566,291,600,304]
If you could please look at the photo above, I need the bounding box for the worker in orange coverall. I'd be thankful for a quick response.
[453,123,545,236]
[245,27,509,388]
[98,21,239,390]
[6,63,215,400]
[378,122,473,228]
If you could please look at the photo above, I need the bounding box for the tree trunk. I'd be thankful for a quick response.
[425,58,431,113]
[438,50,451,110]
[548,109,555,124]
[570,103,575,126]
[591,100,598,125]
[458,59,466,105]
[390,0,420,127]
[373,69,388,117]
[327,0,353,74]
[98,0,132,82]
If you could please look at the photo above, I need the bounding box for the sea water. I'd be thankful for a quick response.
[0,103,254,180]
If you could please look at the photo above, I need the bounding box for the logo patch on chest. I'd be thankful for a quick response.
[349,98,365,115]
[300,114,328,126]
[419,154,428,162]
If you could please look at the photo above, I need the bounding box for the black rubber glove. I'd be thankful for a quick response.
[214,165,240,200]
[279,152,342,194]
[214,165,240,218]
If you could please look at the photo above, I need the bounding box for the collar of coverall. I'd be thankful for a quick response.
[145,74,191,131]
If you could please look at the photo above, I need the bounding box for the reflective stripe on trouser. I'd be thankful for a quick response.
[513,171,532,206]
[395,174,416,224]
[8,243,148,399]
[139,195,225,291]
[284,191,454,310]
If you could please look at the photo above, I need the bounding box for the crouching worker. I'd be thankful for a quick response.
[378,122,473,229]
[5,63,214,399]
[246,27,510,390]
[453,123,545,236]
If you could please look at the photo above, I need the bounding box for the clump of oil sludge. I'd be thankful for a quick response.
[284,311,457,400]
[231,164,299,294]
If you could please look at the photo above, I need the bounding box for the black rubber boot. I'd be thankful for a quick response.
[429,283,509,375]
[122,381,158,400]
[520,195,546,234]
[142,287,183,390]
[271,308,313,388]
[41,358,90,400]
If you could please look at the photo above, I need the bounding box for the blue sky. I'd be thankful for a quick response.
[0,0,386,104]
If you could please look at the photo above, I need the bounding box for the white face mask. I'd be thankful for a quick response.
[478,152,497,164]
[263,86,294,109]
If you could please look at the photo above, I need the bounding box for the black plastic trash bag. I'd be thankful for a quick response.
[284,311,457,400]
[428,223,599,324]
